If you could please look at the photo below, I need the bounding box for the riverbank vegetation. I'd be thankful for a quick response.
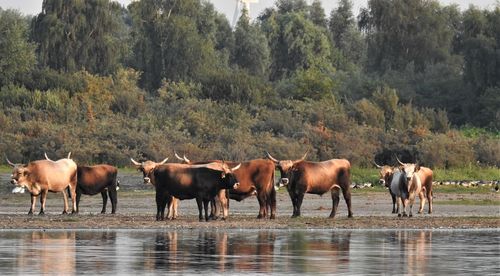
[0,0,498,171]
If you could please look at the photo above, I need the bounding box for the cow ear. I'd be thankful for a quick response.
[415,164,420,171]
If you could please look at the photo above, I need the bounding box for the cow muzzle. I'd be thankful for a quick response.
[10,179,18,185]
[379,179,385,186]
[143,177,151,184]
[232,182,240,190]
[280,178,289,186]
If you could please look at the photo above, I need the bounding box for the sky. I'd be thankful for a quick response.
[0,0,497,21]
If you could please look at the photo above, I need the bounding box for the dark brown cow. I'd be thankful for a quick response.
[175,154,276,219]
[7,153,77,215]
[375,163,399,213]
[267,152,353,218]
[76,165,119,214]
[130,158,178,221]
[132,158,241,221]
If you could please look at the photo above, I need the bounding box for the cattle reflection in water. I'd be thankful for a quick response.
[16,231,76,275]
[140,230,351,274]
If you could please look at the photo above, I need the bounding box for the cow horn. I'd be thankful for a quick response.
[67,152,72,159]
[44,152,54,161]
[183,155,190,164]
[266,152,279,163]
[6,157,17,167]
[299,150,308,161]
[231,163,242,171]
[174,151,184,161]
[395,156,405,166]
[158,157,169,165]
[374,161,383,169]
[130,158,142,166]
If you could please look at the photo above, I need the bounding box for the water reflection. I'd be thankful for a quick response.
[0,229,497,274]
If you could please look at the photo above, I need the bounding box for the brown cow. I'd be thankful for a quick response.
[397,157,434,214]
[44,153,119,214]
[132,158,241,221]
[175,154,276,219]
[76,165,119,214]
[267,152,353,218]
[7,153,77,215]
[131,158,179,221]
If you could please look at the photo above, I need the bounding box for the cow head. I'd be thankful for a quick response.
[397,157,421,181]
[375,162,395,187]
[266,152,307,187]
[7,158,30,188]
[196,162,241,190]
[130,157,169,185]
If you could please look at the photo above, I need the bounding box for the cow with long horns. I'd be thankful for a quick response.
[132,158,241,221]
[375,163,409,216]
[174,153,276,220]
[267,152,353,218]
[131,158,178,221]
[396,157,434,215]
[7,153,77,215]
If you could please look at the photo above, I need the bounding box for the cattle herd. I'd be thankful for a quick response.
[6,152,434,221]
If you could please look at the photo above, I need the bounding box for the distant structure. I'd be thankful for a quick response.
[232,0,259,27]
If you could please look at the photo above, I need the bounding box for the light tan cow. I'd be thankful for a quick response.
[7,153,77,215]
[397,157,434,215]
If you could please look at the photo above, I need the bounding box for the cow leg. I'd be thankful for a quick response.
[61,189,69,214]
[168,197,178,220]
[108,188,117,214]
[29,194,37,215]
[69,172,78,214]
[391,192,397,213]
[401,198,408,217]
[75,189,82,214]
[101,191,108,214]
[427,189,433,214]
[341,187,353,218]
[39,190,47,215]
[418,190,426,214]
[294,193,304,218]
[329,187,341,218]
[218,190,229,220]
[203,199,210,222]
[195,198,204,222]
[256,191,267,219]
[396,197,402,216]
[155,192,164,221]
[269,185,277,219]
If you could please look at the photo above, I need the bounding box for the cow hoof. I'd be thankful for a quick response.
[101,211,106,214]
[39,212,45,216]
[409,214,413,217]
[398,214,402,217]
[62,211,68,215]
[257,214,265,219]
[403,214,408,217]
[270,215,276,220]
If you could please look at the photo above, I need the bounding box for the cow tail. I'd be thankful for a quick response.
[269,168,276,216]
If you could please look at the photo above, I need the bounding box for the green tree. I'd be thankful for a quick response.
[359,0,454,73]
[232,8,270,77]
[129,0,220,91]
[329,0,365,68]
[31,0,127,75]
[0,9,36,86]
[260,6,333,80]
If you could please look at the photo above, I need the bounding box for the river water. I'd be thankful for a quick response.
[0,229,498,275]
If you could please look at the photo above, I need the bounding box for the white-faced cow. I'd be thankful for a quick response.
[131,158,178,221]
[132,158,241,222]
[397,157,434,214]
[7,153,77,215]
[45,153,119,214]
[376,163,410,216]
[175,153,276,220]
[267,152,353,218]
